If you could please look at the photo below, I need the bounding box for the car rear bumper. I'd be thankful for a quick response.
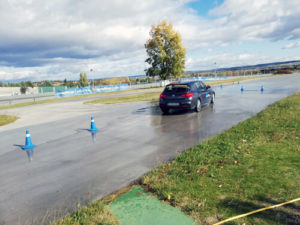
[159,101,194,110]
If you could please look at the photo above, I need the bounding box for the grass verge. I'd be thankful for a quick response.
[0,114,19,126]
[142,92,300,225]
[51,201,119,225]
[0,87,163,110]
[85,92,160,104]
[205,75,271,86]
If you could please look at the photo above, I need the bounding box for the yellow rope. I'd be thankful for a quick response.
[213,197,300,225]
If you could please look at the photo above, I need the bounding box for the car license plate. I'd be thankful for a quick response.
[168,102,179,106]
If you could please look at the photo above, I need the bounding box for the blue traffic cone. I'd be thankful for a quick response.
[241,86,244,92]
[22,130,36,150]
[88,116,98,132]
[260,85,264,92]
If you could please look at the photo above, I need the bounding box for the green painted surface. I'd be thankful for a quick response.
[109,186,197,225]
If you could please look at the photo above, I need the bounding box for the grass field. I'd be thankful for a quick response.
[0,87,163,110]
[0,114,19,126]
[84,92,159,104]
[51,201,119,225]
[142,92,300,224]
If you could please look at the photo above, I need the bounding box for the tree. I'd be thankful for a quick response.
[145,21,186,80]
[25,81,34,88]
[124,76,130,84]
[20,82,28,94]
[78,73,89,87]
[40,80,53,86]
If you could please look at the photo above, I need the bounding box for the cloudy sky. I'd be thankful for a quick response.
[1,0,300,81]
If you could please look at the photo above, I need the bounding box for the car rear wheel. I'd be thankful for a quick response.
[195,99,201,112]
[211,94,215,104]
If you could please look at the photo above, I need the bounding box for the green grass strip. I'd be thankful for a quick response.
[0,88,163,110]
[206,75,272,86]
[0,114,19,126]
[85,92,160,104]
[142,92,300,225]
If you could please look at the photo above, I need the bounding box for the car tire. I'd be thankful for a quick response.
[210,94,215,104]
[195,99,201,112]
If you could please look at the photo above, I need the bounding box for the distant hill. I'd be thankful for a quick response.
[187,60,300,74]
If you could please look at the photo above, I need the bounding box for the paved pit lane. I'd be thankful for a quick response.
[0,74,299,224]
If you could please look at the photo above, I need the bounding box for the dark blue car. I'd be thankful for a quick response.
[159,81,215,114]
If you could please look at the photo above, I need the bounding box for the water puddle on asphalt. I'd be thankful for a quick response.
[134,104,162,116]
[25,149,34,162]
[90,130,98,143]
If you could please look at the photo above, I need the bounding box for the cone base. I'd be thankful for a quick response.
[22,144,37,150]
[88,128,99,132]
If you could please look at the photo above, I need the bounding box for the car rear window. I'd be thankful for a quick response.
[164,84,190,93]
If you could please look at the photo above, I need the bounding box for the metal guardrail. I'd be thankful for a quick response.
[0,93,55,105]
[128,81,164,89]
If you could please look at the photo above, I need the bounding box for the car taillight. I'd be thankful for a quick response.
[160,94,167,98]
[181,92,193,98]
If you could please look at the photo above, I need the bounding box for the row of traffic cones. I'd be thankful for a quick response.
[22,117,98,150]
[241,85,264,92]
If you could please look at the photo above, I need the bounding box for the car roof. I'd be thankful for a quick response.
[169,81,200,86]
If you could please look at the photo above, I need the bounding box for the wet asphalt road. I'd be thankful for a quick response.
[0,74,299,225]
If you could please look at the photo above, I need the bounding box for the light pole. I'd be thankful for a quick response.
[89,68,94,90]
[214,62,217,77]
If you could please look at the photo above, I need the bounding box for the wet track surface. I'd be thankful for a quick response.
[0,75,299,224]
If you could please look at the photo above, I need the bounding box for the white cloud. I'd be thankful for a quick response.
[283,41,300,49]
[209,0,300,41]
[0,0,300,81]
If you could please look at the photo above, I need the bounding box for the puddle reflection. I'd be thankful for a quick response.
[151,104,216,147]
[90,131,98,143]
[25,149,34,162]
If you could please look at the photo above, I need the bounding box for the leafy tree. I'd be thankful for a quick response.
[40,80,53,87]
[18,81,34,94]
[20,82,28,94]
[63,78,76,88]
[145,77,153,83]
[25,81,34,88]
[67,81,76,87]
[78,73,89,87]
[124,76,130,84]
[145,21,186,80]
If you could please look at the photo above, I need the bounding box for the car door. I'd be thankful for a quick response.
[198,81,209,104]
[191,83,199,107]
